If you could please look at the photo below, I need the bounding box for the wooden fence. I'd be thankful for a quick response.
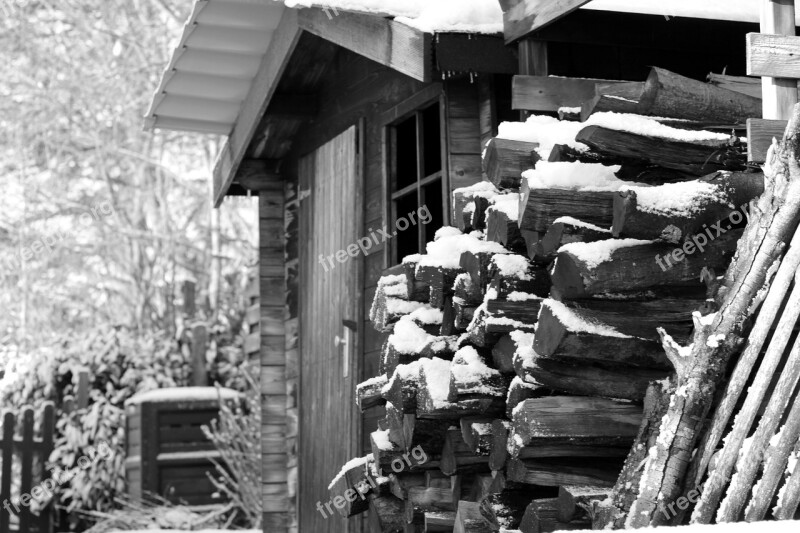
[0,403,55,533]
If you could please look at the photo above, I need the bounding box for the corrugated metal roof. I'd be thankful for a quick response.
[143,0,286,135]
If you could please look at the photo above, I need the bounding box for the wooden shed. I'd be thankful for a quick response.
[144,1,800,531]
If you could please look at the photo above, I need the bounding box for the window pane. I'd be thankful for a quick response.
[395,192,421,263]
[422,180,444,244]
[394,115,417,190]
[422,103,442,177]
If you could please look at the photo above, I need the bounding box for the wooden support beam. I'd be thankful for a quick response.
[747,118,787,162]
[212,8,301,207]
[235,159,282,191]
[298,8,433,83]
[755,0,798,119]
[500,0,593,44]
[512,75,625,112]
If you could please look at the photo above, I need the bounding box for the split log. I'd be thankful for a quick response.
[453,182,498,233]
[368,494,406,533]
[580,81,645,121]
[706,72,765,99]
[486,200,527,253]
[533,299,671,368]
[615,108,800,528]
[460,251,499,289]
[534,217,612,262]
[575,125,747,176]
[611,171,764,242]
[379,333,458,378]
[488,256,551,298]
[483,137,540,189]
[417,265,461,310]
[467,304,536,348]
[328,458,373,518]
[448,347,508,401]
[505,376,548,418]
[486,297,542,328]
[388,473,425,499]
[513,438,632,460]
[519,497,588,533]
[516,356,667,401]
[405,484,458,524]
[638,67,762,123]
[454,272,483,306]
[404,416,453,459]
[491,334,516,375]
[479,491,536,531]
[424,511,456,531]
[506,457,621,487]
[550,230,742,299]
[557,485,611,522]
[518,182,616,234]
[417,360,505,419]
[451,298,476,333]
[403,260,431,303]
[460,417,494,456]
[384,365,420,414]
[441,296,460,336]
[441,427,491,475]
[466,473,495,503]
[454,500,492,533]
[489,419,511,472]
[357,375,389,411]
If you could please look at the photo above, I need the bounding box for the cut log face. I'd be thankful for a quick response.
[575,125,746,176]
[611,172,764,243]
[518,182,616,234]
[581,81,646,121]
[487,206,527,253]
[536,217,612,262]
[533,299,671,368]
[558,485,611,522]
[329,459,373,518]
[417,265,462,310]
[505,375,549,419]
[453,182,499,233]
[550,230,742,299]
[454,500,492,533]
[483,137,540,189]
[441,427,491,476]
[638,67,762,124]
[403,260,431,303]
[358,375,389,411]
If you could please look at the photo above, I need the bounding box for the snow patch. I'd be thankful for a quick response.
[558,239,653,269]
[522,161,627,192]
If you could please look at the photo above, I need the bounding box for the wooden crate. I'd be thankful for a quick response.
[125,387,239,505]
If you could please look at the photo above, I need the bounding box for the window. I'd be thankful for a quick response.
[387,101,445,265]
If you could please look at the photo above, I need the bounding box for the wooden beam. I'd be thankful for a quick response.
[267,93,318,119]
[758,0,798,120]
[212,8,301,207]
[297,8,432,83]
[434,33,518,74]
[512,75,624,112]
[500,0,593,44]
[747,118,787,162]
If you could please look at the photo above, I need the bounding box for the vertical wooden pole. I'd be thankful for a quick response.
[518,39,548,120]
[37,403,55,533]
[0,412,14,533]
[18,408,34,533]
[761,0,797,119]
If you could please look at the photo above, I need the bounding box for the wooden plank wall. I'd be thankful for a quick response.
[260,185,290,531]
[445,78,485,209]
[284,177,300,533]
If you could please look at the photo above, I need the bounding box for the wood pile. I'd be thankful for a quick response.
[337,67,770,532]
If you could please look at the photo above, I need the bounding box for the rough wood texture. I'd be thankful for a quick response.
[557,485,610,523]
[518,182,615,234]
[510,74,621,111]
[535,218,611,262]
[454,500,492,533]
[357,376,389,411]
[747,118,787,163]
[580,81,645,121]
[507,457,621,487]
[575,125,747,176]
[483,138,539,189]
[638,67,762,123]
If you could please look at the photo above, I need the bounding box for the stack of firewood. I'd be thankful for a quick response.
[334,68,770,532]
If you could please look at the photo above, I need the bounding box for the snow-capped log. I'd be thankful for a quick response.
[550,231,742,299]
[519,497,588,533]
[405,416,454,456]
[518,184,616,234]
[557,485,611,523]
[454,272,483,306]
[447,347,508,402]
[575,125,747,176]
[505,376,548,419]
[486,296,543,328]
[488,419,512,471]
[486,193,526,254]
[534,216,612,262]
[383,363,420,413]
[491,334,517,375]
[379,321,458,376]
[506,457,622,487]
[638,67,762,124]
[451,298,476,333]
[454,500,492,533]
[533,299,671,368]
[441,427,491,476]
[546,297,700,345]
[467,304,536,348]
[416,358,505,419]
[401,259,431,303]
[327,456,373,517]
[482,137,540,189]
[509,397,641,451]
[612,172,764,242]
[460,251,501,289]
[367,493,405,533]
[425,511,457,530]
[580,81,645,121]
[488,254,551,298]
[459,417,493,456]
[357,375,388,411]
[370,428,441,473]
[405,482,459,525]
[452,182,498,233]
[517,357,667,401]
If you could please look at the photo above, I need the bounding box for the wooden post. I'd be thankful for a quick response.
[76,369,89,409]
[761,0,798,119]
[518,39,548,120]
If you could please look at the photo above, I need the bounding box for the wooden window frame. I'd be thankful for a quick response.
[381,86,449,266]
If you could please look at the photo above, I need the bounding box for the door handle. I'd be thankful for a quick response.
[335,320,358,378]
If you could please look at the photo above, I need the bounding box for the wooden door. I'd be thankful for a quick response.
[298,126,361,532]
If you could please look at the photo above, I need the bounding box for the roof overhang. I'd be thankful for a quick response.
[500,0,800,44]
